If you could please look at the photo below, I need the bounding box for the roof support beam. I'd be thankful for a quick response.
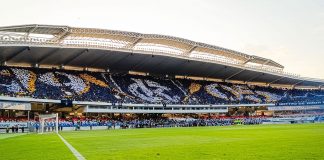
[1,47,29,65]
[37,48,60,64]
[25,25,38,37]
[204,66,219,78]
[55,29,70,42]
[292,80,304,87]
[184,46,197,56]
[108,53,133,70]
[267,76,285,85]
[126,38,142,49]
[246,73,265,83]
[225,69,245,81]
[129,55,151,71]
[242,58,254,64]
[207,66,227,78]
[86,53,109,67]
[63,49,88,66]
[262,60,270,65]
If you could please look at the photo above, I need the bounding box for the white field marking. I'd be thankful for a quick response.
[58,133,86,160]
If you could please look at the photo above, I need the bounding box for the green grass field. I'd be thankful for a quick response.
[1,123,324,160]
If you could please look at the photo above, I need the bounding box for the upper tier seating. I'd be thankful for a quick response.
[0,66,324,105]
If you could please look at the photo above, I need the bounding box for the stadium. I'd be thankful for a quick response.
[0,24,324,160]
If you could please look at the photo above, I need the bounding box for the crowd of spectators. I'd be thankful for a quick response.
[2,113,324,133]
[0,66,324,105]
[27,116,266,132]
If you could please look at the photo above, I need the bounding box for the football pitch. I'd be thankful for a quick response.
[1,123,324,160]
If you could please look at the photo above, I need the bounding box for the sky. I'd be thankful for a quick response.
[1,0,323,79]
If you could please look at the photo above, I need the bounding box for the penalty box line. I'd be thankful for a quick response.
[57,133,86,160]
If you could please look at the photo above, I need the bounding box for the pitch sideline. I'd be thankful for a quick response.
[57,133,86,160]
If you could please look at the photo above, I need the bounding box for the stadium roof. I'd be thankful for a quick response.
[0,24,323,88]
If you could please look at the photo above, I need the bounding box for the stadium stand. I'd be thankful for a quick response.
[1,66,324,105]
[0,24,324,133]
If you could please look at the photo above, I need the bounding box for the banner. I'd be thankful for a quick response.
[268,106,323,111]
[0,102,31,110]
[0,122,28,128]
[276,101,324,106]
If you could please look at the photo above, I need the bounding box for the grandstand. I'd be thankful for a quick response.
[0,24,324,129]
